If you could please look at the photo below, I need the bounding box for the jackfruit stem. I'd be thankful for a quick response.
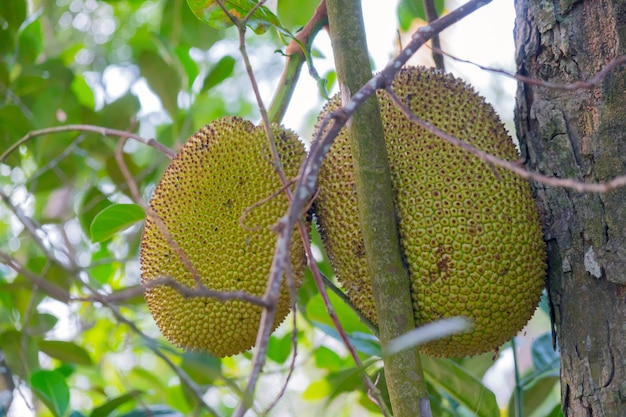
[326,0,430,415]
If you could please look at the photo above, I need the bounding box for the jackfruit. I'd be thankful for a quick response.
[314,66,546,357]
[140,116,306,358]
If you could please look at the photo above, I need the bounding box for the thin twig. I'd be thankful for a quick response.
[140,276,271,307]
[0,124,175,163]
[239,177,298,232]
[86,276,271,307]
[261,306,299,416]
[27,134,85,186]
[432,46,626,91]
[383,87,626,193]
[0,189,75,271]
[319,271,378,334]
[0,252,71,303]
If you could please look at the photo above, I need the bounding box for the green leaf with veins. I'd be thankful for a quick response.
[187,0,285,35]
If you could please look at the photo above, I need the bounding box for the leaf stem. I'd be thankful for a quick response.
[512,337,524,417]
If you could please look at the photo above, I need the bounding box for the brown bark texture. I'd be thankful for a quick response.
[514,0,626,415]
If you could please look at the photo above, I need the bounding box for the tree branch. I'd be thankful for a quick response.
[326,0,428,415]
[423,0,444,70]
[0,124,175,163]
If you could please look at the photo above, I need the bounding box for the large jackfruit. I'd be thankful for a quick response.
[314,66,546,358]
[140,116,306,357]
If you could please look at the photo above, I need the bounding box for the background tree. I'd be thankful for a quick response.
[514,1,626,416]
[0,0,582,416]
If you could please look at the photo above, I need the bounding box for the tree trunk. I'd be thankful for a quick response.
[514,1,626,416]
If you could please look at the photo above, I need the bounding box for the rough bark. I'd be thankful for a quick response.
[514,1,626,416]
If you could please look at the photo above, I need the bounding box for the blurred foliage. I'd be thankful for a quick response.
[396,0,445,31]
[0,0,558,416]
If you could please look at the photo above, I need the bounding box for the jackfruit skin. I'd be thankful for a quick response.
[140,116,306,358]
[314,66,546,358]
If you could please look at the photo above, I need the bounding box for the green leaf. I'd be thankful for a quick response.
[97,93,141,131]
[167,383,195,415]
[138,50,181,118]
[0,104,33,166]
[16,12,43,65]
[302,379,330,401]
[55,363,76,379]
[397,0,445,31]
[0,330,40,379]
[277,0,319,28]
[314,346,344,372]
[91,391,142,417]
[174,46,199,89]
[424,380,456,417]
[0,0,26,54]
[179,351,222,386]
[161,0,221,50]
[304,289,372,335]
[27,313,59,336]
[187,0,285,35]
[453,354,497,383]
[79,187,113,239]
[30,369,70,417]
[545,403,564,417]
[267,331,294,364]
[422,356,499,417]
[119,405,183,417]
[38,340,93,366]
[71,74,96,110]
[312,323,381,357]
[128,367,167,398]
[201,55,236,92]
[326,367,365,401]
[531,332,559,375]
[90,204,145,243]
[509,372,560,417]
[0,0,27,32]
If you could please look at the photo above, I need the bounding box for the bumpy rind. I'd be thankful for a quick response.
[314,66,546,358]
[140,116,307,357]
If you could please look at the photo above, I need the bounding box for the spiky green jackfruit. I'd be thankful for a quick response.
[140,116,306,357]
[314,66,546,357]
